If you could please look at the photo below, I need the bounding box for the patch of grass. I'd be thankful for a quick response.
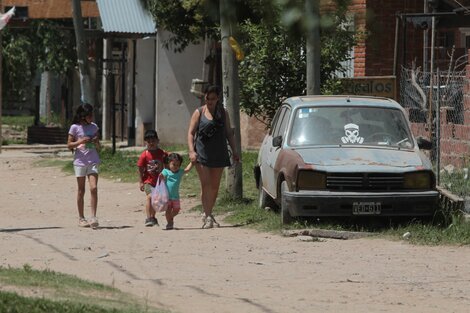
[382,214,470,245]
[440,167,470,197]
[2,138,27,145]
[2,115,35,131]
[0,265,165,313]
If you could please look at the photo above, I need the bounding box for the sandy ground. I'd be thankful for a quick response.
[1,148,470,313]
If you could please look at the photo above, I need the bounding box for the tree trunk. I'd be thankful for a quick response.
[220,0,243,199]
[71,0,94,105]
[306,0,321,95]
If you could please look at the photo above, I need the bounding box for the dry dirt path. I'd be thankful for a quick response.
[1,149,470,313]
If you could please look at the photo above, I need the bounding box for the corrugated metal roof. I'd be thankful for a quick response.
[97,0,156,34]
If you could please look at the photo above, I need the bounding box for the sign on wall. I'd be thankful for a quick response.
[340,76,396,100]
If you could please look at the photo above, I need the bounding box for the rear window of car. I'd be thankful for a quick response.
[288,106,414,148]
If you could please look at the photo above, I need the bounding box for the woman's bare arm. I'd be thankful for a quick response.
[187,109,201,163]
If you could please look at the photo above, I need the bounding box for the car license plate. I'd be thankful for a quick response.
[352,202,381,215]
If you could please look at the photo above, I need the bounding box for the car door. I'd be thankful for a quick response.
[262,105,291,198]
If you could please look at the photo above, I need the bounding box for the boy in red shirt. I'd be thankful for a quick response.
[137,130,168,226]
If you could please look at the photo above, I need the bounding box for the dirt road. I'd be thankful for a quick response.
[1,149,470,313]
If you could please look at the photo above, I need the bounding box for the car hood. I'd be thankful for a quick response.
[294,146,426,169]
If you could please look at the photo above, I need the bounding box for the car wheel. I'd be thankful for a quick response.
[280,181,293,225]
[258,175,275,210]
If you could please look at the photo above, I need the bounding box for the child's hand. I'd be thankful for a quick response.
[80,136,91,144]
[184,162,193,173]
[139,182,144,192]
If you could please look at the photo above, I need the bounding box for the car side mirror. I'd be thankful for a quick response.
[272,135,282,147]
[416,136,432,150]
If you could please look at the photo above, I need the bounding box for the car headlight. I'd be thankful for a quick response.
[403,171,433,189]
[296,170,326,191]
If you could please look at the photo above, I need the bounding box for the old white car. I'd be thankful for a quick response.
[254,95,439,224]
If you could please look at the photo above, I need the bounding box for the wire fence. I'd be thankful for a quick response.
[400,59,470,201]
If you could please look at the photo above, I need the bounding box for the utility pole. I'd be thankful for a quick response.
[305,0,321,95]
[71,0,94,105]
[220,0,243,199]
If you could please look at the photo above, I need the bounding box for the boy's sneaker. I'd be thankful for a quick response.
[145,217,158,227]
[165,222,174,230]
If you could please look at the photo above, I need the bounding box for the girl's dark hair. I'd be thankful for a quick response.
[72,103,94,124]
[165,152,183,164]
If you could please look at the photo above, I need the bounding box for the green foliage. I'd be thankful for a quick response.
[2,20,76,101]
[439,167,470,197]
[238,20,306,125]
[142,0,276,52]
[143,0,218,52]
[143,0,356,123]
[239,2,356,124]
[2,115,35,131]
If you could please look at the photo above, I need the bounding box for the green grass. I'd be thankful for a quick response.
[2,115,35,131]
[440,167,470,197]
[0,265,166,313]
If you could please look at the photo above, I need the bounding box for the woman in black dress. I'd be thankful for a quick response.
[187,85,239,228]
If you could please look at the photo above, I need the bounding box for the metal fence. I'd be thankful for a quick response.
[400,57,469,202]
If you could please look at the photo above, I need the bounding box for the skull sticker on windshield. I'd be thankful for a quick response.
[341,123,364,144]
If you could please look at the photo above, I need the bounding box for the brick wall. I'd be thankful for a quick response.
[351,0,424,77]
[240,113,268,151]
[4,0,99,18]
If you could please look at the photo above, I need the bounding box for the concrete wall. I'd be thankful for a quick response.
[154,30,206,146]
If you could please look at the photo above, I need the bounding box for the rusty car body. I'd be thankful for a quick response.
[254,95,439,224]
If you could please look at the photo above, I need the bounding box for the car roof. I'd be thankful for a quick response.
[284,95,403,110]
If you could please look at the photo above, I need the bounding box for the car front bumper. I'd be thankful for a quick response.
[283,190,439,217]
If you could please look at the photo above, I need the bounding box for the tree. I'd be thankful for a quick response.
[239,1,356,124]
[2,20,76,105]
[141,0,274,52]
[143,0,356,125]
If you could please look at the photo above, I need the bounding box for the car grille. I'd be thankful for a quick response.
[327,173,404,191]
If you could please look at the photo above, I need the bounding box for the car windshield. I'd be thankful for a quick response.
[288,106,414,148]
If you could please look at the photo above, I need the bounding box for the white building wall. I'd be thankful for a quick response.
[155,30,206,146]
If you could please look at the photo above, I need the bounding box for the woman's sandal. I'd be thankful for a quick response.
[89,217,99,229]
[201,215,219,229]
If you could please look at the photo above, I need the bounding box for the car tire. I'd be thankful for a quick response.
[280,181,293,225]
[258,175,276,210]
